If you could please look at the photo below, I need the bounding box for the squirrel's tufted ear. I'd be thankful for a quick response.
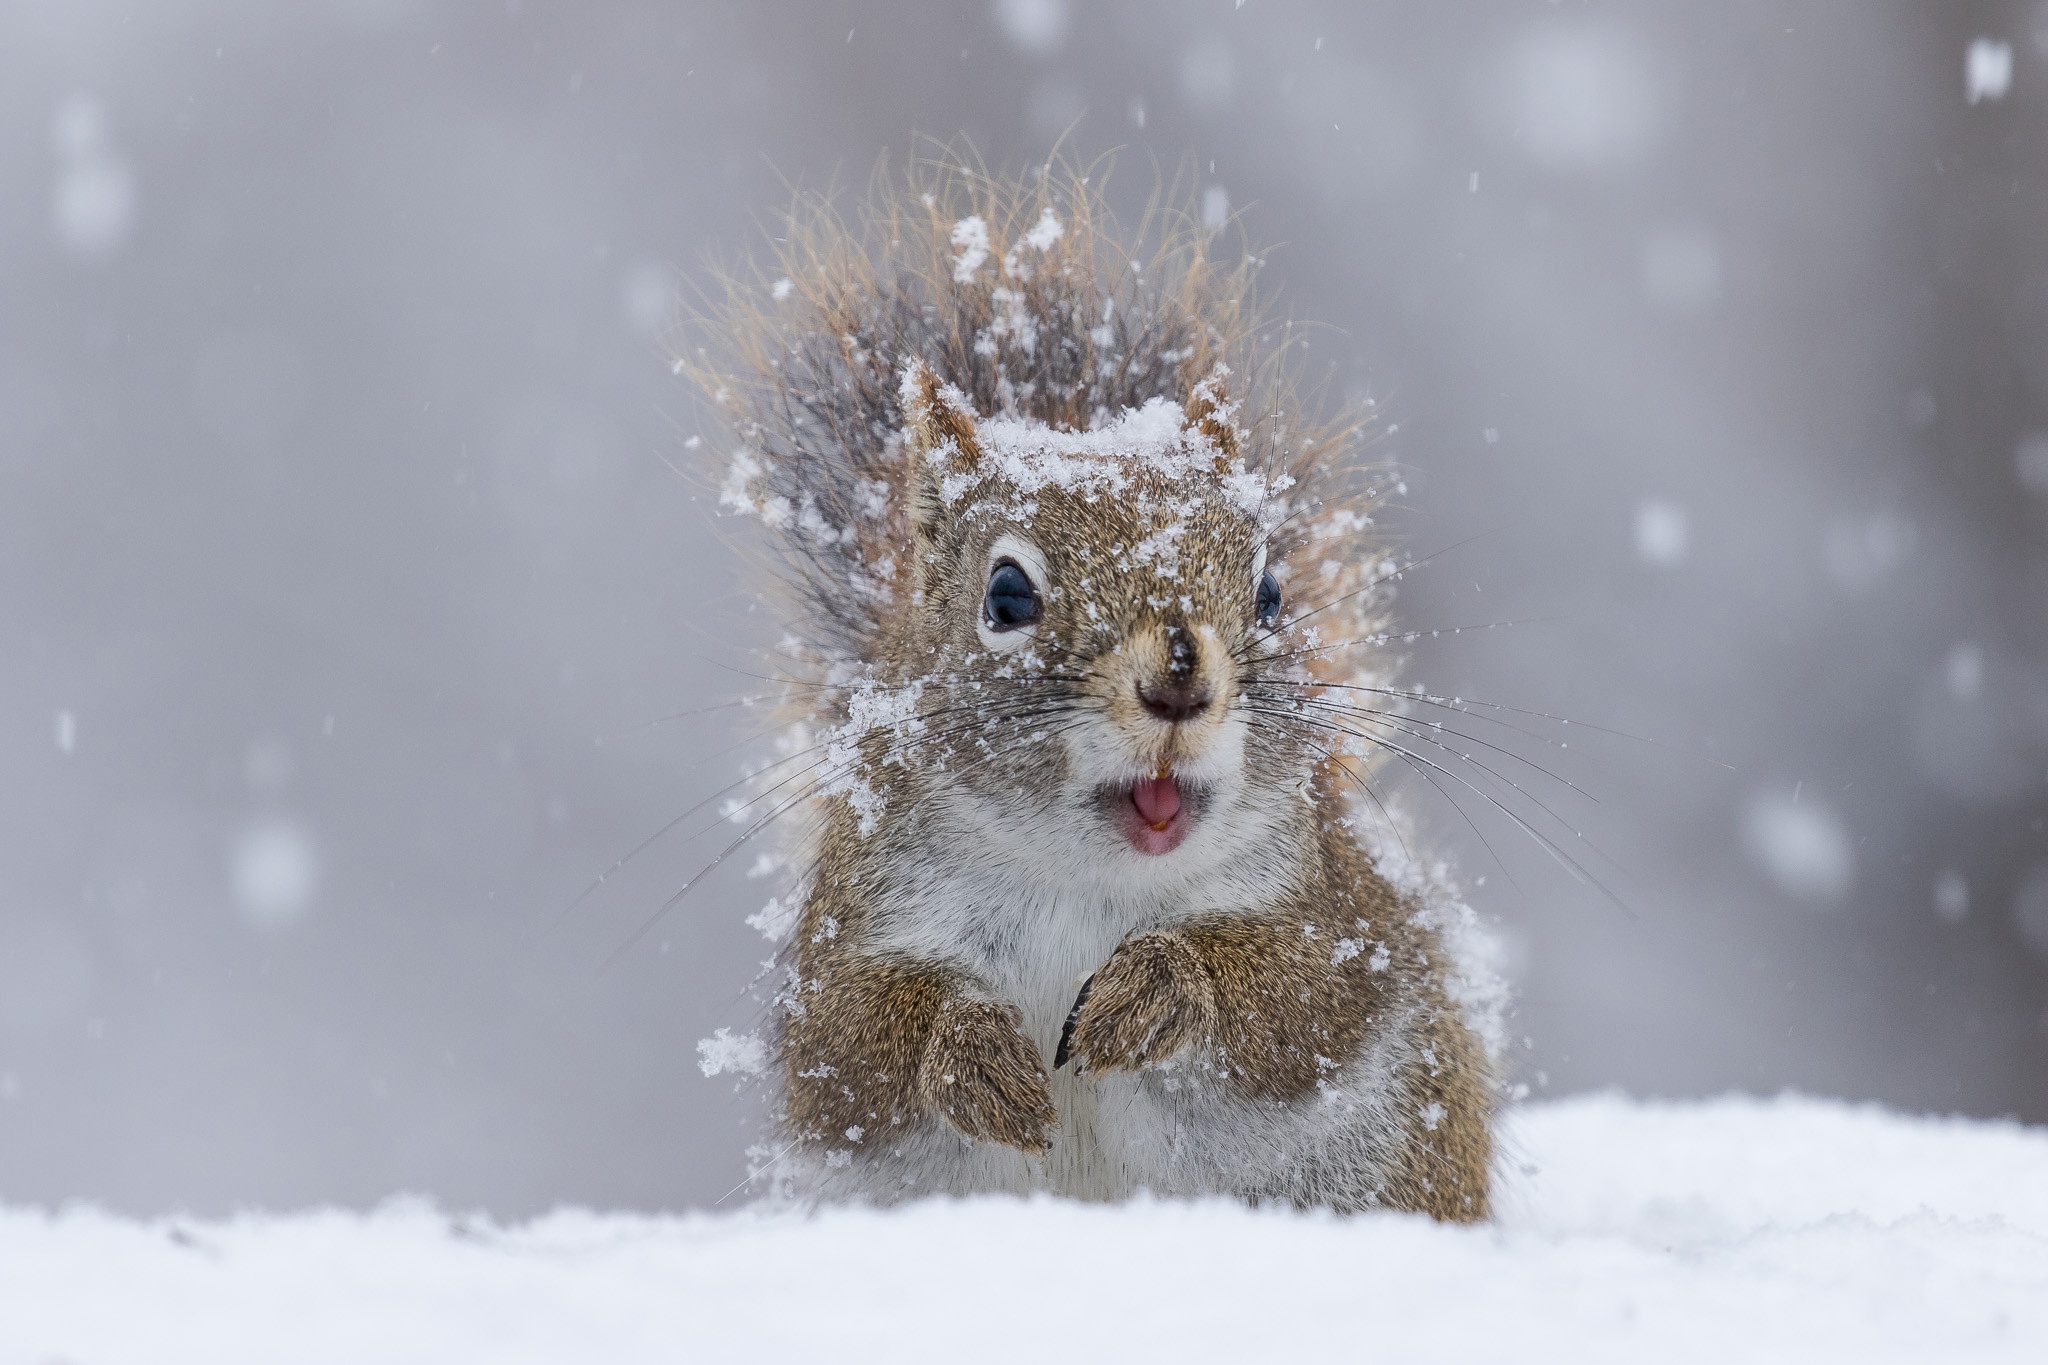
[1184,364,1240,475]
[900,359,985,531]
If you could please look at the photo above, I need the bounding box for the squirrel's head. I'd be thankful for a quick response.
[892,360,1313,874]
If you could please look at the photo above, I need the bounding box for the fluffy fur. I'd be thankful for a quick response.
[685,150,1500,1219]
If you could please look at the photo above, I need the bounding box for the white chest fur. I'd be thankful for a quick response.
[859,828,1354,1203]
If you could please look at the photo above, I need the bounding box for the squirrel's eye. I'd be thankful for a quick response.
[984,560,1042,632]
[1255,569,1281,627]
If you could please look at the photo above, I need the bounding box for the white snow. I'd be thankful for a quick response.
[1505,26,1660,169]
[229,817,319,931]
[948,215,990,282]
[1967,38,2013,104]
[1934,868,1971,923]
[694,1028,767,1078]
[744,893,800,940]
[2017,432,2048,494]
[991,0,1069,57]
[50,93,135,259]
[1201,184,1230,230]
[1948,642,1986,701]
[1742,788,1854,904]
[1633,497,1689,565]
[969,396,1278,527]
[618,261,673,335]
[1021,206,1063,252]
[1823,510,1916,590]
[7,1093,2044,1362]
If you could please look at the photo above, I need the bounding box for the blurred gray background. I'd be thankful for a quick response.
[2,0,2045,1216]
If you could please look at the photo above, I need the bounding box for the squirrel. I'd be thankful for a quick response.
[684,154,1503,1220]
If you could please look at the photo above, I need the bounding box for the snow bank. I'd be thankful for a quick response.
[4,1094,2045,1363]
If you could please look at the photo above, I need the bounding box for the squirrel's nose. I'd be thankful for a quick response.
[1137,681,1211,724]
[1139,622,1211,723]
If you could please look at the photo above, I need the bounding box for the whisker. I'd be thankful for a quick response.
[1242,713,1410,864]
[1238,703,1630,912]
[1234,529,1499,659]
[557,693,1091,937]
[1243,700,1618,881]
[1332,682,1669,750]
[544,743,836,936]
[716,1138,803,1206]
[1245,678,1582,752]
[1346,729,1631,913]
[709,658,1096,698]
[1246,708,1533,903]
[1246,616,1559,673]
[1243,689,1598,805]
[598,711,1100,970]
[1247,674,1732,773]
[609,693,784,738]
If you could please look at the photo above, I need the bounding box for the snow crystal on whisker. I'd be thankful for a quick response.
[746,895,801,940]
[696,1028,767,1078]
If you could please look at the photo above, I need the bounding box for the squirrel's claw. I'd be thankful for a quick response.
[1054,975,1094,1070]
[1058,929,1219,1075]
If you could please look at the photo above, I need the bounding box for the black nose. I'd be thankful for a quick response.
[1137,681,1211,723]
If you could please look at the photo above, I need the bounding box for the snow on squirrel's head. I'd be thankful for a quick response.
[893,357,1328,868]
[687,152,1401,877]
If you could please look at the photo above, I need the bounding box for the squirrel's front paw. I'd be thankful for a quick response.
[1056,929,1219,1074]
[916,997,1057,1154]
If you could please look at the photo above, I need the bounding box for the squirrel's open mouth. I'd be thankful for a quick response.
[1104,768,1202,856]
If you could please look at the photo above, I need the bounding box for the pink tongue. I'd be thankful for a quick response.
[1132,775,1182,828]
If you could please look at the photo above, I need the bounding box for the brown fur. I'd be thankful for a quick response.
[918,996,1057,1154]
[1058,772,1492,1220]
[680,146,1372,674]
[690,148,1498,1221]
[779,763,1493,1218]
[1059,929,1221,1074]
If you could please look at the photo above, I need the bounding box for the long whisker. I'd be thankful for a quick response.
[1246,616,1558,673]
[1286,678,1675,751]
[1243,708,1532,903]
[1244,689,1599,805]
[556,690,1092,936]
[1239,703,1630,912]
[716,1138,803,1206]
[1248,673,1734,776]
[1245,678,1584,753]
[1243,700,1617,881]
[1234,529,1499,659]
[709,657,1097,698]
[1350,727,1631,913]
[1243,715,1409,863]
[598,710,1099,970]
[545,740,839,936]
[613,691,789,735]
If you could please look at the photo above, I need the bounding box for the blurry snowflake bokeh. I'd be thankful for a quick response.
[0,0,2044,1216]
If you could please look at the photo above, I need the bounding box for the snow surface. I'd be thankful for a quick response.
[4,1094,2045,1363]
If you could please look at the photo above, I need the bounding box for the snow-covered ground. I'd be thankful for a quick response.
[5,1093,2045,1363]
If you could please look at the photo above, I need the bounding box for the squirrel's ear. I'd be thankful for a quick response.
[1184,364,1240,475]
[900,359,985,530]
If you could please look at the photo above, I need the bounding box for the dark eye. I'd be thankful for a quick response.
[984,560,1042,632]
[1255,569,1281,627]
